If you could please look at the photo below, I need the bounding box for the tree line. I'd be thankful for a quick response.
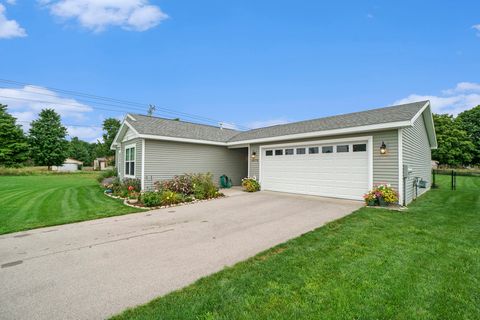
[0,104,121,169]
[432,105,480,167]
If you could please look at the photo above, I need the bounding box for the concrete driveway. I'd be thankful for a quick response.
[0,191,362,320]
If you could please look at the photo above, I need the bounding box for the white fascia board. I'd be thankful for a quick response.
[411,101,430,124]
[228,143,249,149]
[141,139,145,191]
[110,118,140,150]
[412,101,437,149]
[139,134,228,146]
[398,129,404,206]
[227,121,412,146]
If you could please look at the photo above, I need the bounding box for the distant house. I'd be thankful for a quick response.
[94,157,108,171]
[52,158,83,172]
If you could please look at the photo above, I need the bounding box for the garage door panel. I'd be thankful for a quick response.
[261,141,369,200]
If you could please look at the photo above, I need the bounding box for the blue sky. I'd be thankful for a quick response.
[0,0,479,141]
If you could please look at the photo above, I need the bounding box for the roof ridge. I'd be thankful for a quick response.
[130,113,242,133]
[235,100,430,134]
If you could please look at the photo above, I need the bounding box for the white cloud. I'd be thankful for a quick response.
[67,126,103,143]
[0,85,103,141]
[247,118,289,129]
[473,24,480,37]
[442,81,480,94]
[394,82,480,115]
[0,3,27,39]
[220,122,239,130]
[40,0,168,32]
[6,0,17,5]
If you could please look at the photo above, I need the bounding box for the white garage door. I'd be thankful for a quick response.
[260,140,371,200]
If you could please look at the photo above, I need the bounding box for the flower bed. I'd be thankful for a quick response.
[363,184,399,207]
[103,173,224,209]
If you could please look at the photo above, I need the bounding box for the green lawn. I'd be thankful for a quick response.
[113,175,480,320]
[0,173,141,234]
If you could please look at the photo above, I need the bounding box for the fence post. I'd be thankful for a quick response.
[451,170,454,190]
[454,171,457,190]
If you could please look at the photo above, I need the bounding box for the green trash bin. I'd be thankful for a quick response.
[219,175,232,188]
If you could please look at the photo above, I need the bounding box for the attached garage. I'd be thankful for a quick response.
[260,137,372,200]
[112,100,437,206]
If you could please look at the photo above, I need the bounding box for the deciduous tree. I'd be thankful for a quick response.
[456,105,480,164]
[29,109,69,169]
[432,114,475,166]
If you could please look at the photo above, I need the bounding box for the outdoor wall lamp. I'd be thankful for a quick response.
[251,151,257,160]
[380,141,387,155]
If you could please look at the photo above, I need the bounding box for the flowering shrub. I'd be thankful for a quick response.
[160,190,183,206]
[154,173,220,200]
[157,174,194,194]
[242,177,261,192]
[363,184,398,206]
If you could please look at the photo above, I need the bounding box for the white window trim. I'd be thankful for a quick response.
[124,143,136,178]
[141,139,145,190]
[258,136,374,193]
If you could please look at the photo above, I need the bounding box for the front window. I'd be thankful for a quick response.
[125,146,135,176]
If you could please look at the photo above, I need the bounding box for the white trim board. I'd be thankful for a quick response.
[123,143,137,179]
[398,129,404,206]
[141,139,145,190]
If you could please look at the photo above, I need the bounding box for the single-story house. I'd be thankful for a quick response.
[111,100,437,206]
[52,158,83,172]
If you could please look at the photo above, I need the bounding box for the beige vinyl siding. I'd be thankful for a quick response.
[249,130,399,193]
[402,114,432,204]
[372,131,399,191]
[117,138,142,181]
[143,140,247,190]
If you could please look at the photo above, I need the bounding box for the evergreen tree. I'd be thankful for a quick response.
[0,104,29,167]
[29,109,69,169]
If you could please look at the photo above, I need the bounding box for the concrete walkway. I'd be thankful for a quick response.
[0,191,362,320]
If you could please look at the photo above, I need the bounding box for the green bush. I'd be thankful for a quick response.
[154,172,220,200]
[193,184,206,200]
[161,190,183,206]
[241,177,261,192]
[141,191,162,207]
[96,168,117,182]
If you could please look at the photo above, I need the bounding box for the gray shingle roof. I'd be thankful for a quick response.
[228,101,428,142]
[126,101,428,144]
[127,114,241,143]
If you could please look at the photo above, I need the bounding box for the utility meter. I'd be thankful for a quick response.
[403,165,412,178]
